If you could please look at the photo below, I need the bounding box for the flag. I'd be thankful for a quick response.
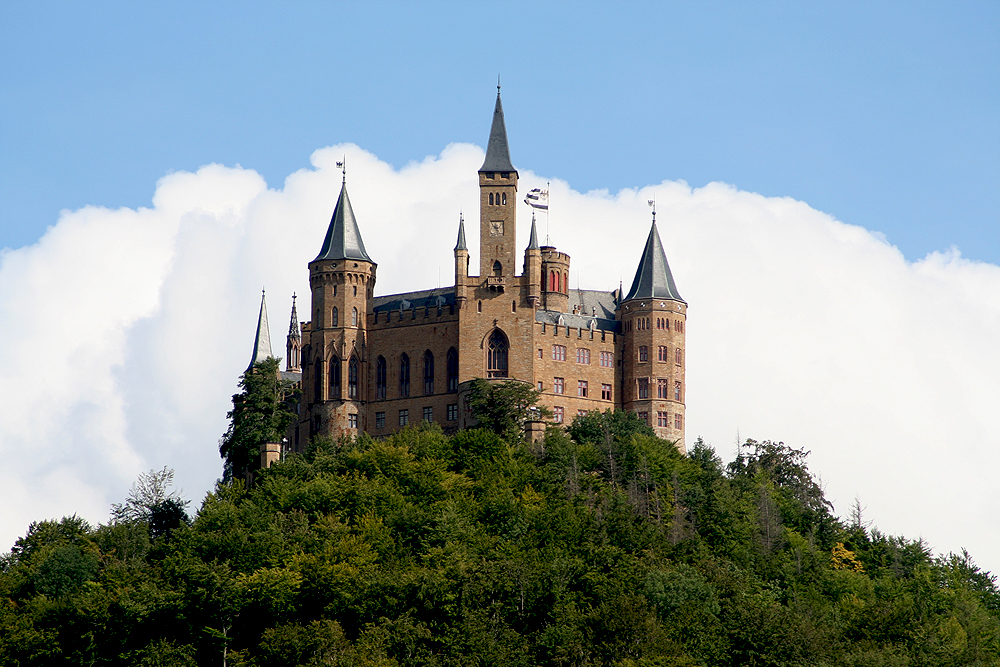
[525,188,549,210]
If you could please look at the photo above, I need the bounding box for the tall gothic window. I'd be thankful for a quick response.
[331,307,339,327]
[348,356,359,399]
[399,353,410,397]
[376,356,386,400]
[486,329,509,378]
[329,355,341,398]
[313,358,322,401]
[352,307,358,327]
[423,350,434,395]
[447,347,458,392]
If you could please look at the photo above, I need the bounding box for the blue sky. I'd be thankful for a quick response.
[2,2,997,262]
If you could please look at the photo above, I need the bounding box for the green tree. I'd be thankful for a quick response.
[111,466,191,539]
[220,357,298,481]
[467,378,549,441]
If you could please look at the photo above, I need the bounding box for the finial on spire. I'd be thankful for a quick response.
[497,73,501,94]
[647,197,656,224]
[336,156,346,183]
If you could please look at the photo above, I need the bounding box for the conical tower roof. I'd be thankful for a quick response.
[248,290,273,370]
[314,181,373,263]
[455,214,468,251]
[526,213,539,250]
[479,91,515,173]
[288,293,300,341]
[624,221,684,302]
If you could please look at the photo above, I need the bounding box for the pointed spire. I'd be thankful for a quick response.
[527,212,539,250]
[288,293,300,341]
[624,221,685,302]
[248,289,273,370]
[454,212,468,251]
[314,181,373,263]
[479,89,515,173]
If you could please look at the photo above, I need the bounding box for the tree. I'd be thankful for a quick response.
[111,467,191,539]
[220,357,298,481]
[467,378,549,441]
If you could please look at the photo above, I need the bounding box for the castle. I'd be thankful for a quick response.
[247,89,688,453]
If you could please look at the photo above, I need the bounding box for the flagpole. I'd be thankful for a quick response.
[546,181,550,246]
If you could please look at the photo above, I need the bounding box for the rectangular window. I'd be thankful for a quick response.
[538,348,543,359]
[554,377,564,394]
[637,377,649,399]
[537,381,543,391]
[675,348,683,365]
[600,351,614,367]
[577,409,588,417]
[637,411,648,424]
[664,319,670,331]
[676,320,684,333]
[577,380,588,397]
[638,346,648,362]
[399,409,409,426]
[423,406,433,422]
[657,379,668,399]
[553,406,564,423]
[348,413,358,429]
[447,404,458,421]
[674,381,682,401]
[675,413,683,429]
[658,345,668,362]
[657,411,668,427]
[601,383,612,401]
[576,348,590,364]
[375,412,385,429]
[552,344,566,361]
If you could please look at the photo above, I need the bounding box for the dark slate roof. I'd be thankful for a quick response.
[314,181,374,263]
[372,287,456,313]
[248,291,273,371]
[479,92,515,173]
[527,215,539,250]
[455,216,468,251]
[624,221,684,303]
[536,289,620,332]
[280,370,302,384]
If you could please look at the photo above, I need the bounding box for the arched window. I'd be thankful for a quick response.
[447,347,459,392]
[423,350,434,395]
[331,307,339,327]
[542,271,547,291]
[501,193,506,205]
[329,355,341,398]
[333,285,337,297]
[352,307,358,327]
[477,300,482,313]
[511,300,516,312]
[563,272,568,293]
[348,356,359,399]
[376,356,386,400]
[493,260,502,277]
[313,358,322,400]
[555,271,561,292]
[489,192,494,205]
[487,329,509,378]
[353,285,357,297]
[399,354,410,397]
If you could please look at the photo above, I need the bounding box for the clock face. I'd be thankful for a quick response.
[490,220,504,236]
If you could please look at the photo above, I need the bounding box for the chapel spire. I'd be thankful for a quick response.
[248,289,273,371]
[314,181,373,263]
[624,220,684,302]
[479,89,515,174]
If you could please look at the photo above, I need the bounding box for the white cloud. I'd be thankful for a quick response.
[1,144,997,575]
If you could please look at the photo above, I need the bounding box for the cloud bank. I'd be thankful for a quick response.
[2,143,998,574]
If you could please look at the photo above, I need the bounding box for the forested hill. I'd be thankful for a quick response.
[2,413,998,665]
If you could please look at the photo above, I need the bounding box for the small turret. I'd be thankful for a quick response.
[454,213,469,309]
[285,293,301,372]
[523,213,541,307]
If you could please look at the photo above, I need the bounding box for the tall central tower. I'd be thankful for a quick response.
[478,88,519,284]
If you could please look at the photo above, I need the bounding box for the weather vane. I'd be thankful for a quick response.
[336,155,346,183]
[647,197,656,223]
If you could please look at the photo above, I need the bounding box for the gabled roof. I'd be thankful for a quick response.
[624,221,685,303]
[479,92,515,173]
[314,181,373,263]
[248,291,273,371]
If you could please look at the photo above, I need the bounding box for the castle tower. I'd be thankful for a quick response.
[285,293,301,373]
[478,87,519,286]
[523,214,541,308]
[454,213,469,309]
[248,289,273,370]
[618,216,687,451]
[541,245,570,313]
[302,178,376,441]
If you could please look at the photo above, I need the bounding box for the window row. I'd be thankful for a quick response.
[374,348,460,400]
[637,345,683,365]
[551,407,595,423]
[314,355,362,400]
[624,317,684,333]
[635,378,683,401]
[488,192,507,206]
[644,411,683,429]
[547,378,613,400]
[547,345,613,366]
[327,306,360,328]
[542,270,569,294]
[375,404,459,429]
